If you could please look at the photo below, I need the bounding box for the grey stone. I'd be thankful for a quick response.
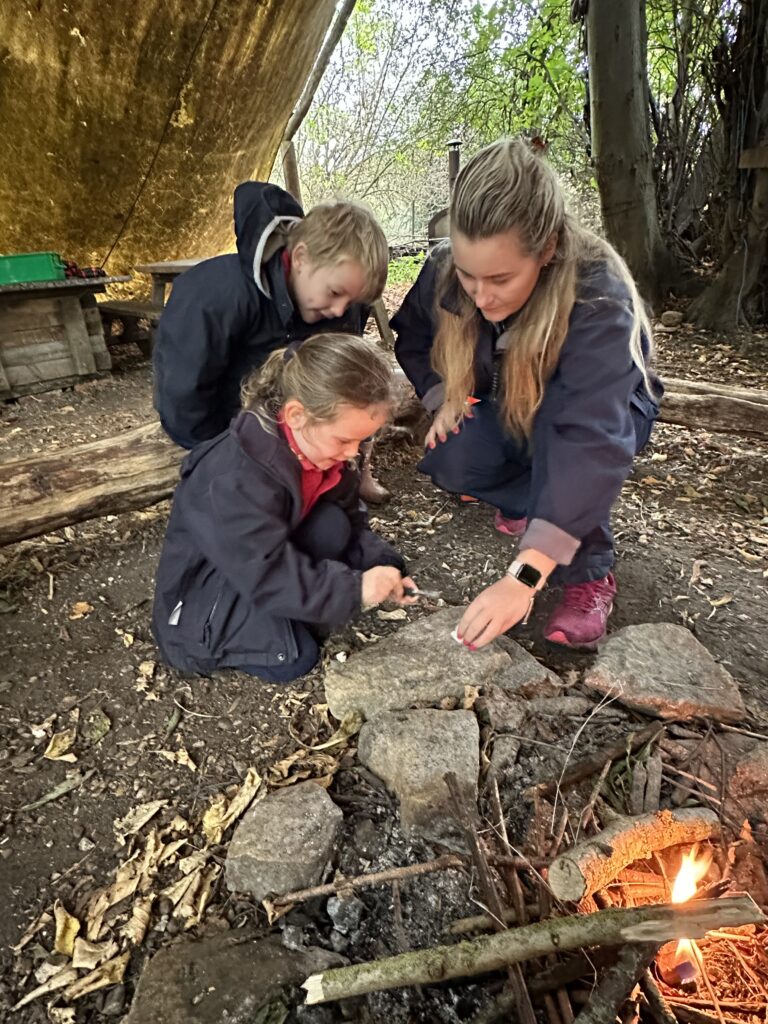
[476,687,527,733]
[327,894,364,934]
[582,623,744,722]
[325,607,559,719]
[126,932,344,1024]
[225,782,343,900]
[358,709,479,848]
[660,310,683,327]
[493,635,563,695]
[728,743,768,821]
[488,735,521,780]
[352,816,386,860]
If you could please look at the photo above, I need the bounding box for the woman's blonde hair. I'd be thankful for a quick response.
[288,201,389,304]
[241,332,395,427]
[433,137,655,438]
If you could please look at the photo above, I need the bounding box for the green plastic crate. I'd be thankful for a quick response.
[0,251,66,285]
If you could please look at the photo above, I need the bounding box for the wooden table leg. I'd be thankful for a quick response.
[59,296,97,375]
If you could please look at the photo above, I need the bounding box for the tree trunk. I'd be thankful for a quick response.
[0,1,337,274]
[688,0,768,328]
[586,0,679,306]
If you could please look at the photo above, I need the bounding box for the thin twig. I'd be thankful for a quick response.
[577,759,613,841]
[639,970,678,1024]
[690,941,726,1024]
[173,697,216,719]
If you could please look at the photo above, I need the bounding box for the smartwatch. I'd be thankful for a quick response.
[506,559,543,590]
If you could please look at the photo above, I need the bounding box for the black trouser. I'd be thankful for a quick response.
[419,399,655,585]
[242,502,352,683]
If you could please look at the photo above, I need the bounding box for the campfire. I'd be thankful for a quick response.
[656,845,713,988]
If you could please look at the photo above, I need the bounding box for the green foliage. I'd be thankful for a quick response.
[387,252,426,284]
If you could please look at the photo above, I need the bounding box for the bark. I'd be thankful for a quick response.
[301,896,763,1004]
[572,943,659,1024]
[0,1,337,272]
[659,383,768,438]
[586,0,679,305]
[547,808,720,903]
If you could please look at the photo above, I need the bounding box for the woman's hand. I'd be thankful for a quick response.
[456,576,535,649]
[362,568,419,609]
[425,402,473,449]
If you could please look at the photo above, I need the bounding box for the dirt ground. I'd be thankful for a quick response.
[0,298,766,1020]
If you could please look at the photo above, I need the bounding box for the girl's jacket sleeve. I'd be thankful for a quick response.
[391,254,446,413]
[521,275,658,564]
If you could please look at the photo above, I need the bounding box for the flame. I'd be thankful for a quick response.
[671,845,712,969]
[672,846,712,904]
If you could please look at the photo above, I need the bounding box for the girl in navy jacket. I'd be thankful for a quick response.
[392,138,662,651]
[152,333,415,682]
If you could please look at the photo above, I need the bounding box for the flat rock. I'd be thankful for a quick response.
[325,606,559,719]
[358,709,479,848]
[225,782,342,900]
[660,310,683,327]
[126,931,343,1024]
[583,623,744,722]
[476,687,527,733]
[728,743,768,821]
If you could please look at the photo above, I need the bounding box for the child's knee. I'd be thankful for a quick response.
[293,503,352,561]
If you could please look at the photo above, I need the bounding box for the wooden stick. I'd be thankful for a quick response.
[548,808,720,902]
[270,854,467,906]
[269,852,544,909]
[301,895,764,1004]
[444,772,537,1024]
[639,971,678,1024]
[448,905,540,935]
[527,724,665,800]
[572,943,659,1024]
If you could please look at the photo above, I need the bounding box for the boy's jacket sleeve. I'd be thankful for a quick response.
[182,458,364,627]
[153,266,254,449]
[391,255,446,413]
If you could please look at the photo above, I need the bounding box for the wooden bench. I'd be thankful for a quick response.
[98,299,163,357]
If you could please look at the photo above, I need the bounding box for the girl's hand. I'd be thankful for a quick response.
[362,568,418,609]
[425,402,473,449]
[456,576,534,649]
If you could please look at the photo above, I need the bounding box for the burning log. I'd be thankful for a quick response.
[547,808,720,903]
[301,895,764,1004]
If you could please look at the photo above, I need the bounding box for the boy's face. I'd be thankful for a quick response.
[284,401,389,469]
[289,243,367,323]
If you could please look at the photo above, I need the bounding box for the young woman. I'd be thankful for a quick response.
[393,138,662,651]
[152,333,415,682]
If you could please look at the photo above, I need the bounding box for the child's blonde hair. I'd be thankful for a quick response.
[288,201,389,304]
[241,333,395,426]
[433,137,655,439]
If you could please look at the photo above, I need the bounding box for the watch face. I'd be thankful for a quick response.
[517,563,542,588]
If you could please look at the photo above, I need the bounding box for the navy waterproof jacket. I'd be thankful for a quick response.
[391,248,663,565]
[152,411,405,674]
[153,183,370,449]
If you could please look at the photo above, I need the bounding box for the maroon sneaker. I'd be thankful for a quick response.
[494,510,528,537]
[544,573,616,650]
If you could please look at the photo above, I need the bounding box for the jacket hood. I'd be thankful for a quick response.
[233,182,303,297]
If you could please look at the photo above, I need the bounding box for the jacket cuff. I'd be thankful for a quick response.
[421,382,445,414]
[519,518,580,565]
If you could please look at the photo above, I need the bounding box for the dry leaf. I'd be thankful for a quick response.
[161,869,200,909]
[377,608,408,620]
[121,631,134,647]
[53,900,81,956]
[44,728,78,763]
[11,966,78,1011]
[463,685,480,710]
[689,560,705,586]
[34,960,69,985]
[202,767,262,845]
[177,850,209,877]
[85,853,142,940]
[114,799,167,845]
[72,936,119,971]
[64,951,130,1001]
[155,744,197,772]
[122,894,154,945]
[709,593,734,607]
[178,864,220,929]
[138,660,156,678]
[49,1009,76,1024]
[83,708,111,745]
[302,709,363,751]
[69,601,94,620]
[30,713,56,740]
[640,475,665,486]
[11,910,53,953]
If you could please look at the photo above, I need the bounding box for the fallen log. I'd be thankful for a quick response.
[0,422,183,547]
[301,895,764,1004]
[547,808,720,903]
[2,374,767,549]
